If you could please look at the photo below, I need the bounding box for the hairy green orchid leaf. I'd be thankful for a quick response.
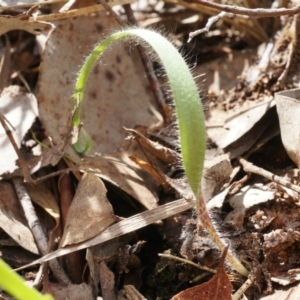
[73,28,205,197]
[72,28,248,277]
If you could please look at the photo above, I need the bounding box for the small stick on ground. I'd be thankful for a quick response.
[12,178,71,284]
[238,157,300,194]
[188,11,235,42]
[158,253,216,274]
[232,270,256,300]
[183,0,300,18]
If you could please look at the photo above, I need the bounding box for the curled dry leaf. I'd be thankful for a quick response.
[129,155,172,191]
[171,246,232,300]
[0,182,38,254]
[125,128,181,165]
[60,173,117,247]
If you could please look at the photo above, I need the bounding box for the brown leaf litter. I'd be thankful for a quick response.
[2,1,300,300]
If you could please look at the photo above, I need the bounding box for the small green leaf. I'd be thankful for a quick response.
[73,128,92,153]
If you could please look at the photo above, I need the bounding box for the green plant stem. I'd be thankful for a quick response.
[197,193,249,276]
[73,28,249,276]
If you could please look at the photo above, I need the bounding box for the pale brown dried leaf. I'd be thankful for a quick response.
[60,173,117,247]
[43,282,94,300]
[0,182,38,254]
[79,140,159,210]
[99,261,116,300]
[26,182,60,225]
[0,86,38,176]
[224,184,275,230]
[276,88,300,168]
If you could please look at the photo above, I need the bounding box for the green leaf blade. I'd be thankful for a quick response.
[73,28,206,197]
[122,29,206,197]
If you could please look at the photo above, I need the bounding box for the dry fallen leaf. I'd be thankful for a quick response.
[43,282,94,300]
[60,173,117,247]
[202,154,232,202]
[0,181,38,254]
[276,88,300,168]
[224,184,275,230]
[125,128,180,165]
[87,234,132,296]
[0,35,11,91]
[129,155,172,191]
[271,269,300,286]
[99,261,116,300]
[26,182,60,225]
[0,12,52,36]
[0,86,38,176]
[259,284,300,300]
[219,99,275,149]
[79,140,159,210]
[171,246,232,300]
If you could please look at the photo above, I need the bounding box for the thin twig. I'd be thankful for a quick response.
[12,178,71,284]
[0,0,64,10]
[188,11,234,42]
[232,270,256,300]
[183,0,300,18]
[238,157,300,194]
[32,264,44,289]
[158,253,216,274]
